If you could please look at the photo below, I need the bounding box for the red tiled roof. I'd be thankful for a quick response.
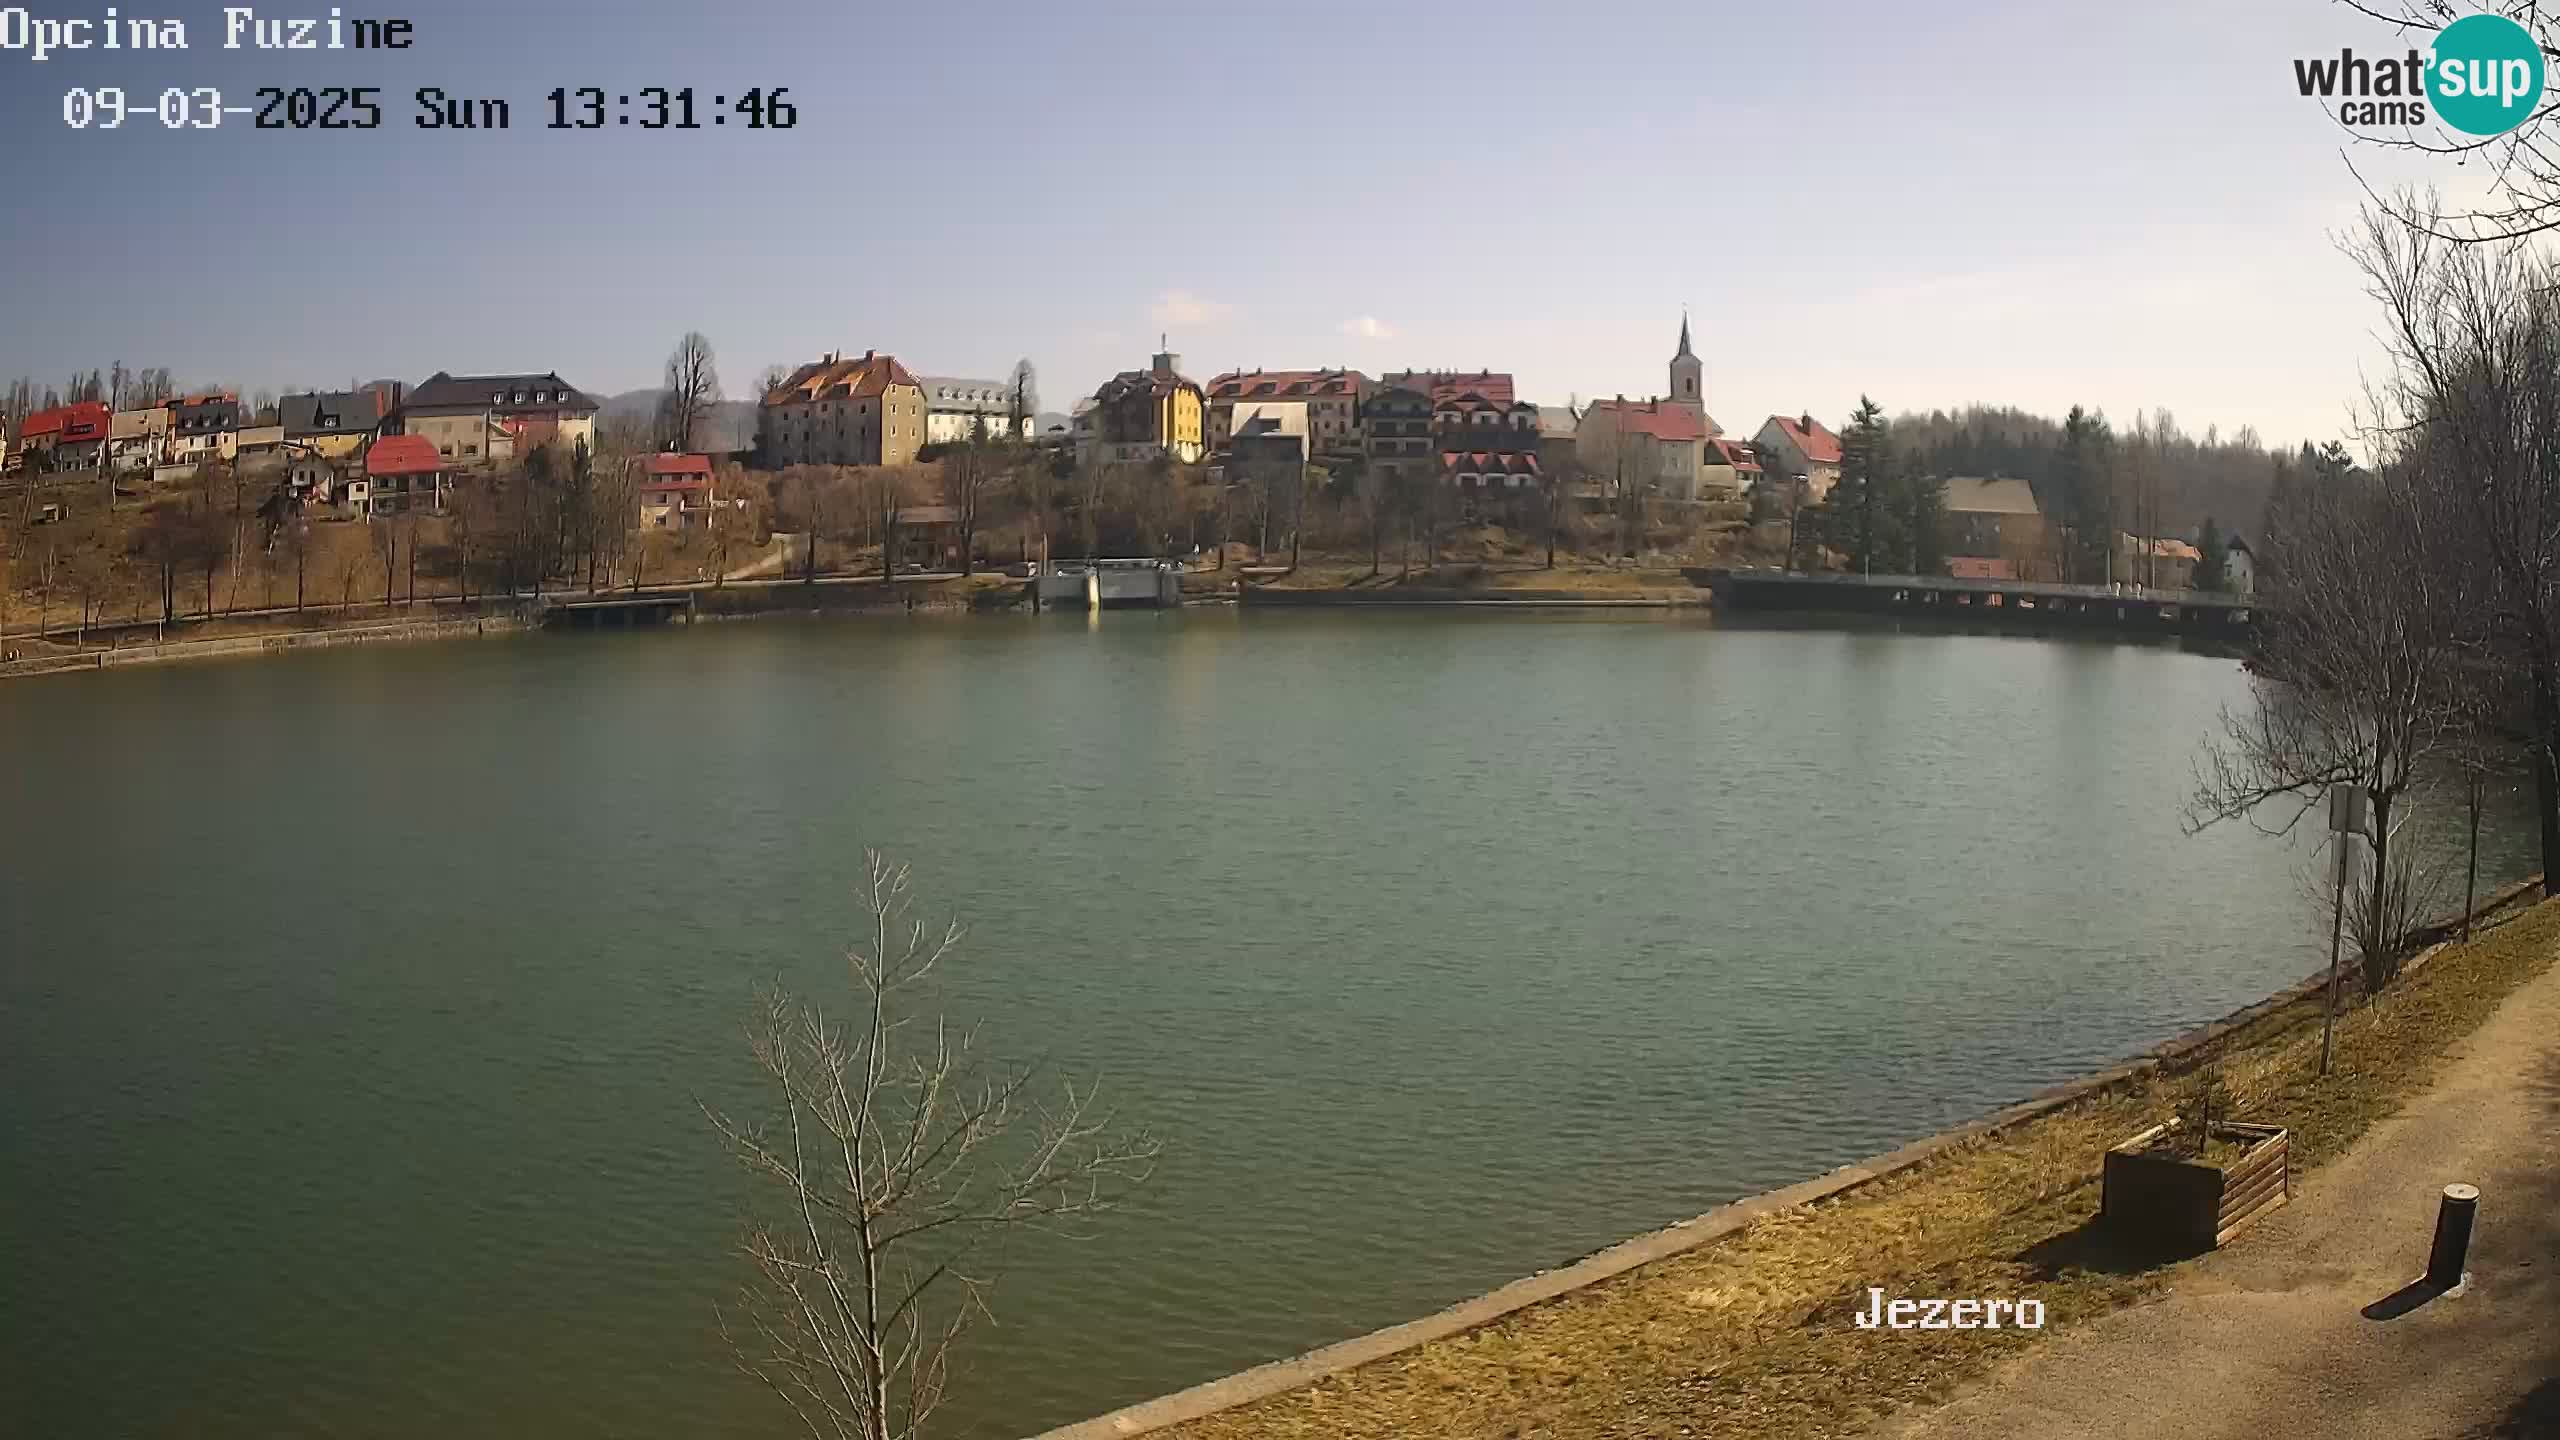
[645,452,713,477]
[1708,437,1762,472]
[1439,450,1542,475]
[19,402,110,440]
[1587,399,1705,443]
[1207,369,1367,400]
[1385,370,1517,408]
[366,434,443,477]
[1767,413,1843,465]
[764,351,921,406]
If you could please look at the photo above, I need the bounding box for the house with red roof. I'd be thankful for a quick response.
[1753,412,1844,506]
[1362,369,1543,520]
[11,401,112,471]
[1577,396,1711,501]
[760,350,925,468]
[1702,437,1763,498]
[635,453,717,532]
[338,433,447,520]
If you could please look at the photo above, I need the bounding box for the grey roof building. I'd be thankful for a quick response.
[280,390,383,440]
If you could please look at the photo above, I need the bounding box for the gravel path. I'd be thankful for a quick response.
[1873,949,2560,1440]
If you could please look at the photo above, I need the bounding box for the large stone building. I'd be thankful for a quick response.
[761,350,928,468]
[918,376,1032,447]
[390,372,597,468]
[1205,368,1367,457]
[1087,347,1205,464]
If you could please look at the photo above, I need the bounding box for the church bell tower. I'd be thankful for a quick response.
[1669,311,1704,422]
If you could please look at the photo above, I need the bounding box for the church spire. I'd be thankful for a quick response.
[1676,309,1694,358]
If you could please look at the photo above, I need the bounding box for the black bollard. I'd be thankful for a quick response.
[2427,1183,2479,1290]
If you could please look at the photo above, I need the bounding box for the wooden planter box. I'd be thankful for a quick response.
[2101,1121,2290,1251]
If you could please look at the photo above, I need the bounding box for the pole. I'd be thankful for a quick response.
[2427,1184,2479,1290]
[2322,826,2348,1077]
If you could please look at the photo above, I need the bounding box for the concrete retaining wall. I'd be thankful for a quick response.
[0,611,536,681]
[1241,586,1701,609]
[1032,872,2548,1439]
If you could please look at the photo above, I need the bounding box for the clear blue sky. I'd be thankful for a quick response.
[0,0,2476,445]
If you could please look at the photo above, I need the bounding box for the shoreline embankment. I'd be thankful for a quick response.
[1029,872,2549,1440]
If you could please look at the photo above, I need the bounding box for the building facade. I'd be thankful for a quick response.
[168,394,242,465]
[1576,397,1709,501]
[761,350,928,468]
[918,377,1033,447]
[636,453,717,530]
[108,406,169,472]
[1942,476,2046,577]
[1205,369,1367,457]
[390,373,596,468]
[281,389,384,464]
[12,401,112,470]
[1753,413,1843,506]
[1087,348,1206,465]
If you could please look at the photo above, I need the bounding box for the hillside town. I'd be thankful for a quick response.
[0,314,2260,618]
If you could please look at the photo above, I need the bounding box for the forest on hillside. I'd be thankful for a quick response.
[1889,404,2337,544]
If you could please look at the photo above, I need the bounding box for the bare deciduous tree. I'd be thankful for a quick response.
[2188,444,2466,995]
[660,331,724,454]
[702,853,1157,1440]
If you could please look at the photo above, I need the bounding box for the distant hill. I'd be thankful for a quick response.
[1035,410,1072,435]
[597,388,760,452]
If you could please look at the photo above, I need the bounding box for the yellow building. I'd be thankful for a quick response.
[1088,346,1205,464]
[280,389,385,463]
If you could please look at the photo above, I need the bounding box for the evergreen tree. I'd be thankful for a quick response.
[2193,515,2227,592]
[2053,405,2117,583]
[1903,448,1948,575]
[1836,395,1891,574]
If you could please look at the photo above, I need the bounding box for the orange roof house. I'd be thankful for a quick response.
[760,350,926,468]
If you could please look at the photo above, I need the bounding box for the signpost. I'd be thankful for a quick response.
[2322,783,2367,1077]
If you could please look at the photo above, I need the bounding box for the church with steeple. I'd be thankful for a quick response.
[1668,312,1708,430]
[1570,312,1738,500]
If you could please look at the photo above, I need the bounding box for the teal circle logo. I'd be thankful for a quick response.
[2430,13,2545,135]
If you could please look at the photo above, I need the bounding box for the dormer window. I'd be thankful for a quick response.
[491,392,505,405]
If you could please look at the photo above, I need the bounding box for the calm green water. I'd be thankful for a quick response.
[0,612,2532,1437]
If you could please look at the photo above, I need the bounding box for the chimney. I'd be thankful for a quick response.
[1800,413,1813,430]
[862,349,875,363]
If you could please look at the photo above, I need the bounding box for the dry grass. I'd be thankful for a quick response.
[1165,899,2560,1440]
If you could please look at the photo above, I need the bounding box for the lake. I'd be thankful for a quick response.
[0,611,2529,1437]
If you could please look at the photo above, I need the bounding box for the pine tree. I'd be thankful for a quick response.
[1904,448,1947,575]
[2193,516,2227,591]
[1837,396,1890,574]
[2053,406,2117,583]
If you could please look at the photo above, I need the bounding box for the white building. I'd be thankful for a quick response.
[918,376,1031,447]
[2225,535,2255,596]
